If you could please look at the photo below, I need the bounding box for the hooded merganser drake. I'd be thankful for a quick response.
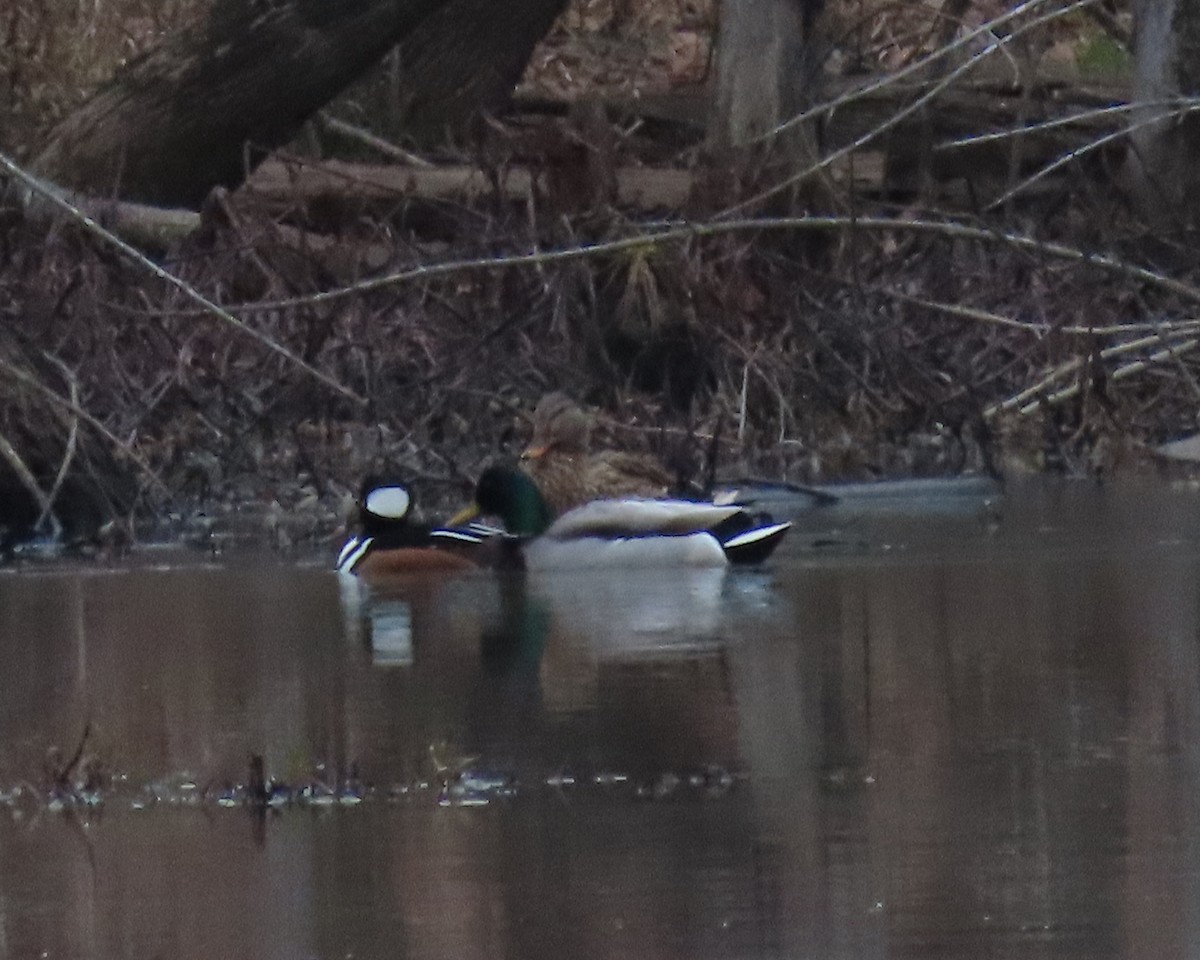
[336,477,494,577]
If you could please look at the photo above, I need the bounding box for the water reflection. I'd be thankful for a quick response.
[345,565,733,664]
[336,566,748,786]
[2,483,1200,958]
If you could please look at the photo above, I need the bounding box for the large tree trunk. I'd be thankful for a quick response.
[389,0,570,146]
[709,0,823,152]
[705,0,827,210]
[32,0,448,207]
[1126,0,1200,229]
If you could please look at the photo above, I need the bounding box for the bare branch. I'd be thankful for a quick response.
[1,150,367,407]
[36,353,81,533]
[0,427,57,536]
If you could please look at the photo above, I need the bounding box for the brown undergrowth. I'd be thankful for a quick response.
[0,0,1182,554]
[2,155,1196,553]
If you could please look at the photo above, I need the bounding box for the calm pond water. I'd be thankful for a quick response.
[2,478,1200,960]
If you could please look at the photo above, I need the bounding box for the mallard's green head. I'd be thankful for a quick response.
[470,466,555,536]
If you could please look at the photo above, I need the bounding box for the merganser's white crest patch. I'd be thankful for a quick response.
[365,486,411,520]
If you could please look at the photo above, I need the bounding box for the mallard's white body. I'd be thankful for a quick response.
[524,530,729,570]
[519,497,746,571]
[546,498,742,537]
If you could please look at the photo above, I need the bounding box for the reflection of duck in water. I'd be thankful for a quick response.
[450,466,791,570]
[354,572,551,674]
[336,476,491,578]
[530,565,728,658]
[520,393,677,514]
[480,573,550,676]
[336,477,495,660]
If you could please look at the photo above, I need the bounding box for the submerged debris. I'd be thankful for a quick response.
[0,756,743,816]
[38,721,108,810]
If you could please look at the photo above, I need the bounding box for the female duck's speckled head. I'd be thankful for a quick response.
[523,392,592,458]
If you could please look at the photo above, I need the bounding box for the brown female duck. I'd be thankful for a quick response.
[519,393,675,514]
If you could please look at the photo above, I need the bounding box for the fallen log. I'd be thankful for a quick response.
[242,157,705,211]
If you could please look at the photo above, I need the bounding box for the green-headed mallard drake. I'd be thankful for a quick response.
[449,466,791,571]
[520,393,676,514]
[336,476,494,577]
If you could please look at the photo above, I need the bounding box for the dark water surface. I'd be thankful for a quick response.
[3,479,1200,959]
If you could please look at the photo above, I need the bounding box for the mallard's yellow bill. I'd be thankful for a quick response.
[448,502,482,526]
